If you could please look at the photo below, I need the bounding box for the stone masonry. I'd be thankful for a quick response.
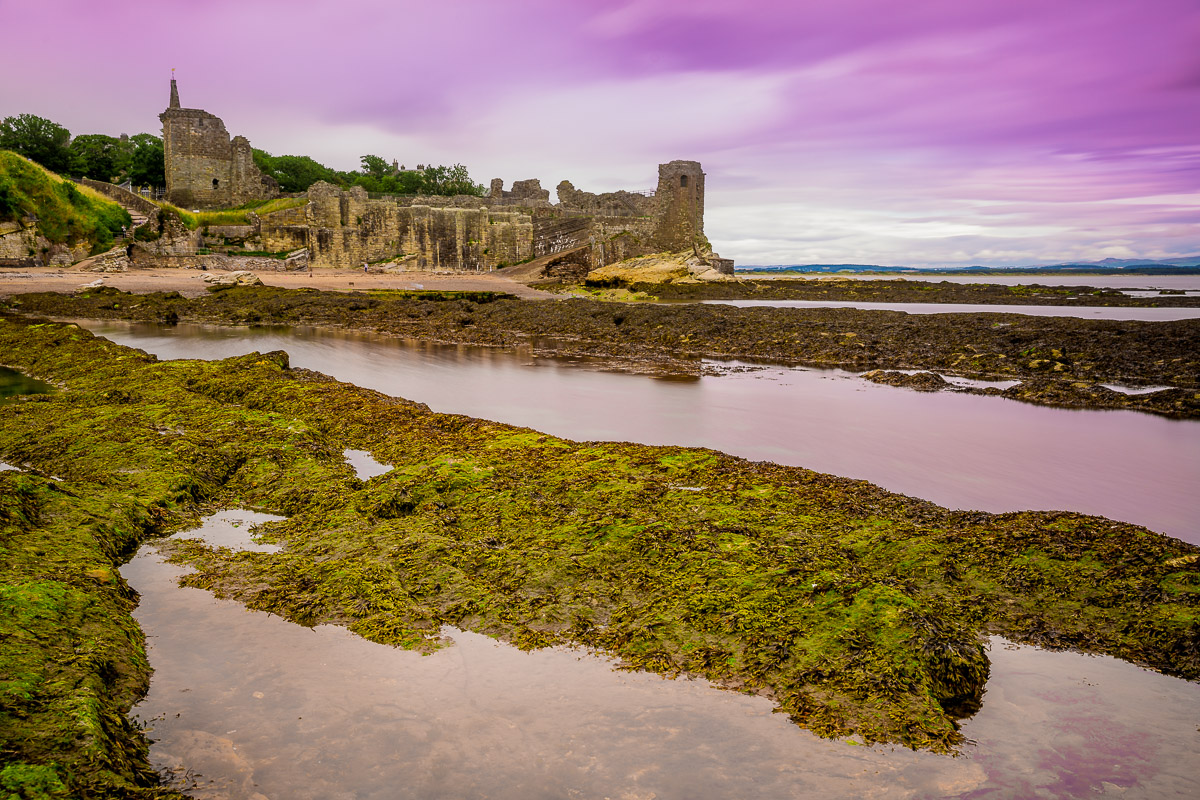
[272,160,723,272]
[160,79,278,209]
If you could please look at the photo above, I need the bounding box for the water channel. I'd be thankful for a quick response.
[76,320,1200,543]
[701,299,1200,321]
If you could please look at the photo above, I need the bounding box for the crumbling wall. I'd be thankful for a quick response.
[484,178,554,208]
[282,161,720,273]
[556,181,654,217]
[159,79,278,208]
[258,204,310,253]
[304,182,532,269]
[651,160,705,252]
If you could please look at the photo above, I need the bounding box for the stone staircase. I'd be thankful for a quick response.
[75,178,159,241]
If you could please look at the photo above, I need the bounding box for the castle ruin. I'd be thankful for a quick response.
[160,79,278,208]
[155,80,730,275]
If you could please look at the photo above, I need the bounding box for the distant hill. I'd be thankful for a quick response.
[740,256,1200,275]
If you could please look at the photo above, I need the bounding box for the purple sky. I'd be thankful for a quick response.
[3,0,1198,266]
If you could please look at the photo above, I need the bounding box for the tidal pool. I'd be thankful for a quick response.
[701,299,1200,321]
[75,320,1200,543]
[123,512,1200,799]
[0,365,54,402]
[344,448,392,480]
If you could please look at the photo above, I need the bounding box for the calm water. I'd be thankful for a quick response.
[0,365,54,401]
[76,310,1198,798]
[741,273,1200,290]
[702,299,1200,321]
[123,512,1200,799]
[75,321,1200,543]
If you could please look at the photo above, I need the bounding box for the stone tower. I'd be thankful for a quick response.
[652,160,706,252]
[159,78,278,208]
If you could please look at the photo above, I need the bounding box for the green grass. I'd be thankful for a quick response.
[151,196,308,230]
[0,151,131,253]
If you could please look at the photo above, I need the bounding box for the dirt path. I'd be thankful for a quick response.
[0,267,561,300]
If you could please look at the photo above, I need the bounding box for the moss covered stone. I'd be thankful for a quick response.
[0,314,1196,791]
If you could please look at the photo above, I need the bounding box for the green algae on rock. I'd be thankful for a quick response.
[7,285,1198,417]
[0,315,1197,791]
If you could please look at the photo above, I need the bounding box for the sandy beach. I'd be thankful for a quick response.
[0,266,558,300]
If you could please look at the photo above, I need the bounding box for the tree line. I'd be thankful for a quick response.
[0,113,164,187]
[253,151,485,197]
[0,112,485,199]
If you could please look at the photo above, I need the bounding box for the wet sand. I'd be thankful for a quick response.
[0,266,559,300]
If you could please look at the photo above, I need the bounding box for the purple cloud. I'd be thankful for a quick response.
[1,0,1196,265]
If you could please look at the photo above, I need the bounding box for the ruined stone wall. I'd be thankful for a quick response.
[303,182,532,269]
[532,215,592,257]
[77,178,159,217]
[588,217,657,268]
[651,160,705,252]
[256,161,716,272]
[160,80,278,209]
[258,204,310,253]
[555,181,654,217]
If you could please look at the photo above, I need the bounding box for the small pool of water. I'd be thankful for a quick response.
[0,365,55,402]
[1101,384,1178,396]
[344,448,392,480]
[170,509,285,554]
[123,512,1200,799]
[701,299,1200,321]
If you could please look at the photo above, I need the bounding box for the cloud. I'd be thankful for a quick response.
[1,0,1197,266]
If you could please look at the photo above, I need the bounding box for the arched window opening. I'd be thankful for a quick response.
[680,175,688,187]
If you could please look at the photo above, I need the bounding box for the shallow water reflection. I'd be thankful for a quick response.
[0,365,54,402]
[76,321,1200,543]
[125,513,1200,800]
[344,448,392,480]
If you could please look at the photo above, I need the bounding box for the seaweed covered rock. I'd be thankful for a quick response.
[1,315,1197,772]
[861,370,950,392]
[8,286,1196,418]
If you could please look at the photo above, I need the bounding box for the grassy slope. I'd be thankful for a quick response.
[153,196,307,230]
[0,314,1196,798]
[0,151,131,254]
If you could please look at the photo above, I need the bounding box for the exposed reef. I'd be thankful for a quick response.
[0,315,1197,797]
[6,286,1198,417]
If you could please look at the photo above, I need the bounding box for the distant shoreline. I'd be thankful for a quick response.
[738,265,1200,276]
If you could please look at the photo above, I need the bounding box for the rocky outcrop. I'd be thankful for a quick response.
[861,370,951,392]
[201,270,262,287]
[77,246,131,273]
[0,220,93,267]
[586,248,739,286]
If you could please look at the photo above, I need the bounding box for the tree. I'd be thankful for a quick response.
[0,114,72,173]
[69,134,123,181]
[360,154,391,179]
[419,163,484,196]
[254,149,343,192]
[124,134,164,188]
